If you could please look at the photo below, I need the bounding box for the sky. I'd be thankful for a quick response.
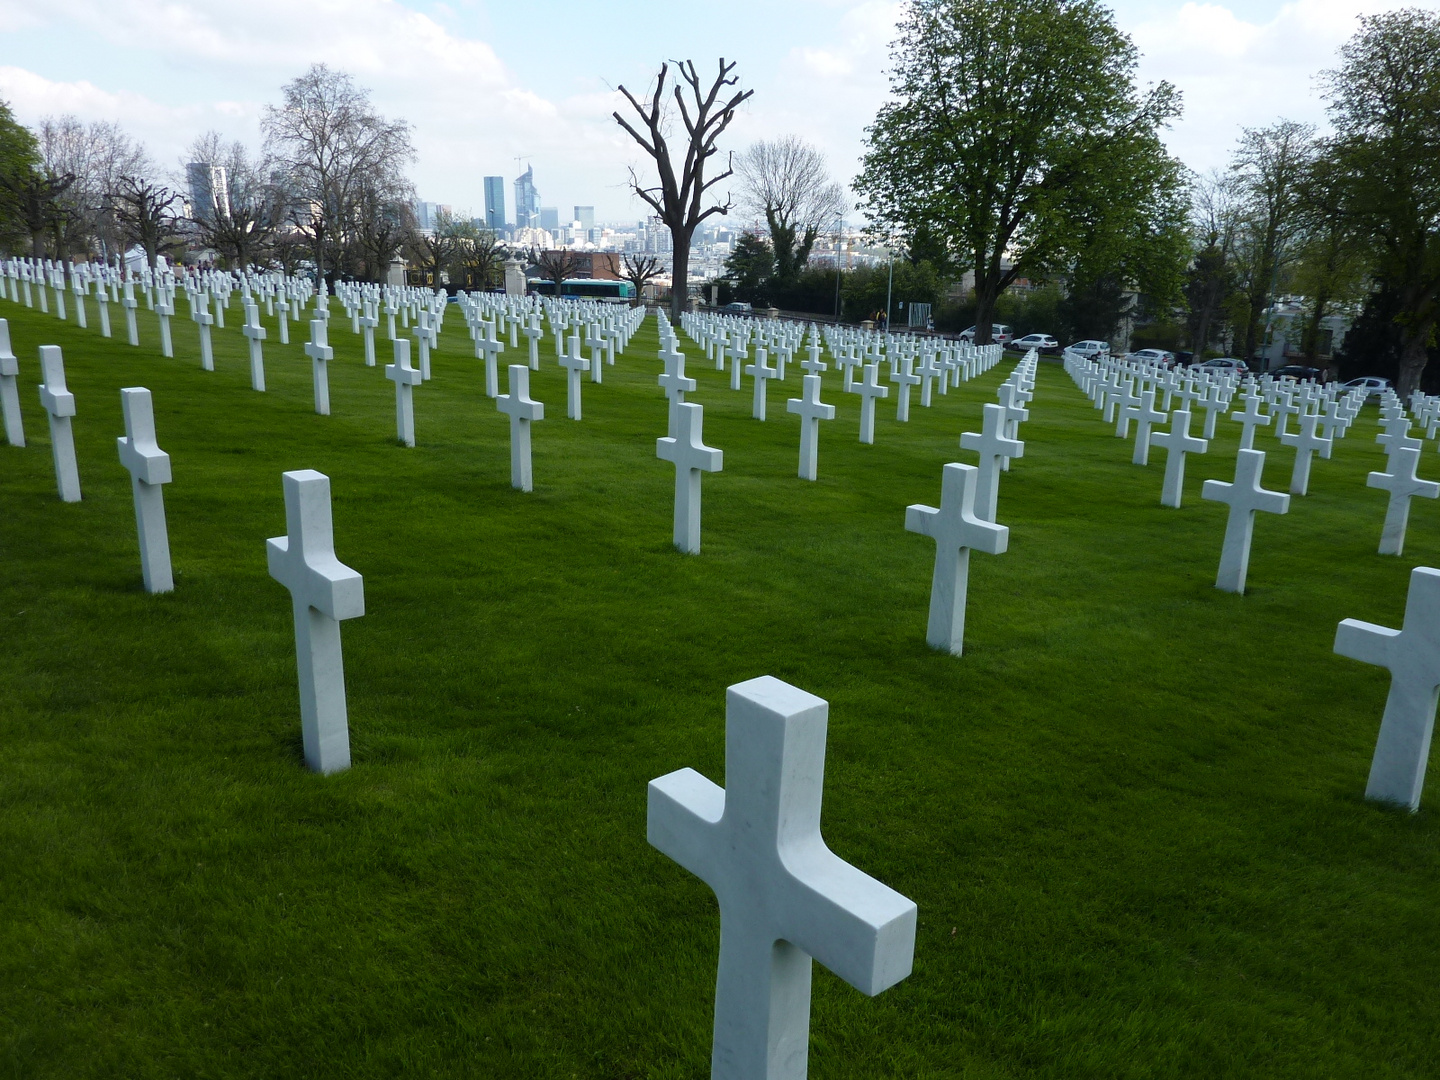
[1,0,1436,226]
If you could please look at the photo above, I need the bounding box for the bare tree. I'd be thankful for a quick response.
[408,206,464,287]
[351,183,414,283]
[613,59,752,319]
[111,174,184,268]
[1,167,74,258]
[534,248,579,295]
[263,64,415,283]
[184,132,285,269]
[735,136,845,283]
[620,252,662,305]
[452,222,506,290]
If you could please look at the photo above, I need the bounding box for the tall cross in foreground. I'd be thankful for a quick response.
[304,318,333,416]
[658,340,696,438]
[385,338,422,447]
[38,345,80,502]
[648,675,917,1080]
[905,462,1009,654]
[785,374,835,481]
[657,402,722,554]
[1149,409,1207,508]
[0,318,23,447]
[266,470,365,775]
[1335,566,1440,811]
[1201,448,1289,593]
[116,386,174,593]
[960,403,1024,523]
[497,364,544,492]
[1367,445,1440,556]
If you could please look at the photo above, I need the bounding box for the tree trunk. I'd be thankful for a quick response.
[669,229,691,322]
[1397,320,1433,399]
[973,272,999,347]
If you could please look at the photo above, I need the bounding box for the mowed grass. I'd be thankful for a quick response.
[1,291,1438,1079]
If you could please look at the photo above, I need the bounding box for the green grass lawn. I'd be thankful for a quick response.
[2,293,1438,1079]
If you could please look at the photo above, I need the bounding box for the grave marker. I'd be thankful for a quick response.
[497,364,544,492]
[905,462,1008,654]
[37,345,80,502]
[785,374,835,481]
[116,387,174,593]
[385,339,422,447]
[1201,448,1289,593]
[657,402,722,554]
[0,319,23,446]
[1367,445,1440,556]
[266,470,364,775]
[648,675,917,1080]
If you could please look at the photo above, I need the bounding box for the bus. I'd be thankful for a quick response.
[527,278,634,301]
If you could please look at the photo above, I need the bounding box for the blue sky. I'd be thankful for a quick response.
[2,0,1434,225]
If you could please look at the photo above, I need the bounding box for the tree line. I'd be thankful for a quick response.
[0,64,512,289]
[619,3,1438,395]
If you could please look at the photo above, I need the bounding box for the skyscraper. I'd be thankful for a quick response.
[186,162,229,224]
[484,176,506,231]
[513,166,540,230]
[574,206,595,231]
[539,206,560,231]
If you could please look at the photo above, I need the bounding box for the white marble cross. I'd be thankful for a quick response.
[266,469,364,775]
[1335,566,1440,811]
[37,345,80,502]
[1127,389,1167,466]
[960,403,1024,523]
[1149,409,1207,508]
[497,364,544,492]
[476,320,505,398]
[116,387,174,593]
[1278,412,1332,496]
[727,334,746,390]
[1197,382,1227,439]
[522,312,543,370]
[647,675,917,1080]
[1376,415,1422,469]
[1201,448,1289,593]
[0,319,23,447]
[358,307,378,367]
[850,362,889,445]
[799,339,826,377]
[121,280,140,346]
[1368,445,1440,556]
[1114,381,1141,438]
[242,300,267,392]
[657,401,722,554]
[890,354,921,422]
[658,341,696,438]
[386,338,422,447]
[786,374,836,481]
[905,462,1009,654]
[1230,391,1272,450]
[745,347,777,421]
[412,311,433,381]
[995,382,1029,472]
[192,293,215,372]
[559,330,590,420]
[304,318,333,416]
[155,294,175,358]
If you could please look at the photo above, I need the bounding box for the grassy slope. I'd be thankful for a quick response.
[1,294,1437,1079]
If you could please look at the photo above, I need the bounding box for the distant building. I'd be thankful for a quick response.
[540,206,560,231]
[534,251,622,280]
[574,205,595,231]
[413,201,452,231]
[186,162,229,224]
[514,166,540,230]
[484,176,506,231]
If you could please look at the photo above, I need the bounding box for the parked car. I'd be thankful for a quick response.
[959,324,1014,345]
[1124,348,1176,366]
[1012,333,1060,354]
[1339,376,1393,398]
[1273,364,1325,382]
[1067,339,1110,359]
[720,301,752,314]
[1190,357,1248,374]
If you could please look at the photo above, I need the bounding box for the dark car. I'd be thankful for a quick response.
[1274,364,1325,382]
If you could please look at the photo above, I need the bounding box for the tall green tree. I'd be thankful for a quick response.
[1321,9,1440,397]
[723,232,773,303]
[0,100,41,252]
[1229,120,1316,363]
[856,0,1182,346]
